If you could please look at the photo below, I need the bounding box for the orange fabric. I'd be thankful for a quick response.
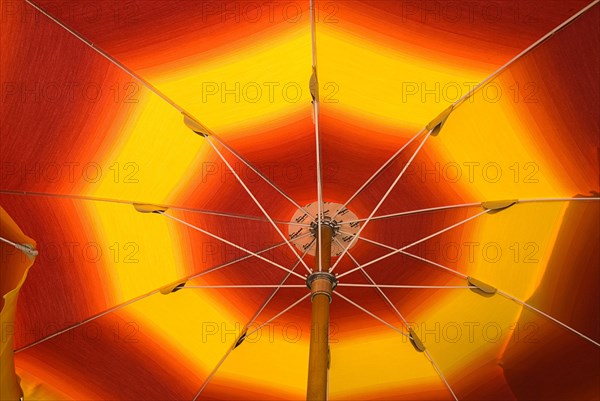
[1,207,37,401]
[1,0,598,400]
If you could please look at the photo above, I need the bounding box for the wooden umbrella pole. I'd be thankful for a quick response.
[306,224,336,401]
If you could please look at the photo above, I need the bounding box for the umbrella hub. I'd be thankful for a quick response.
[309,218,340,238]
[288,201,360,257]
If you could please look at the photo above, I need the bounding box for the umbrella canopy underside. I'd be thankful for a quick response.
[1,0,599,400]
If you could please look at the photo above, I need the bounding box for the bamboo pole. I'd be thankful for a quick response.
[306,225,334,401]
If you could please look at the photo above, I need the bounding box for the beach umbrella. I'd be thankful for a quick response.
[1,0,598,400]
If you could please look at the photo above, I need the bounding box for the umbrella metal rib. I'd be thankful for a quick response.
[309,0,318,69]
[334,237,410,330]
[338,284,476,289]
[331,130,433,272]
[337,197,600,286]
[24,0,314,225]
[204,136,313,274]
[451,0,600,109]
[335,243,461,401]
[518,196,600,204]
[361,235,600,348]
[14,236,307,354]
[309,0,325,273]
[497,290,600,347]
[247,238,315,327]
[0,236,38,257]
[204,134,316,220]
[187,234,313,282]
[14,287,163,354]
[330,127,427,221]
[160,212,307,280]
[24,0,186,115]
[333,290,460,400]
[339,202,482,224]
[334,291,409,338]
[0,190,310,227]
[183,285,307,289]
[245,293,311,340]
[337,228,471,279]
[337,209,490,279]
[181,210,310,227]
[0,236,21,248]
[411,252,600,347]
[424,349,459,401]
[192,292,311,401]
[192,242,314,399]
[339,197,600,225]
[249,238,315,324]
[402,250,469,278]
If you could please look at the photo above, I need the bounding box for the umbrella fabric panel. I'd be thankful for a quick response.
[502,200,600,399]
[2,196,123,350]
[0,1,206,206]
[315,0,595,205]
[5,198,600,394]
[1,195,292,350]
[2,1,295,217]
[331,200,599,399]
[26,0,318,204]
[315,0,595,131]
[15,287,313,400]
[14,290,246,401]
[380,2,600,213]
[3,1,599,400]
[23,1,596,214]
[334,285,524,400]
[191,288,312,400]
